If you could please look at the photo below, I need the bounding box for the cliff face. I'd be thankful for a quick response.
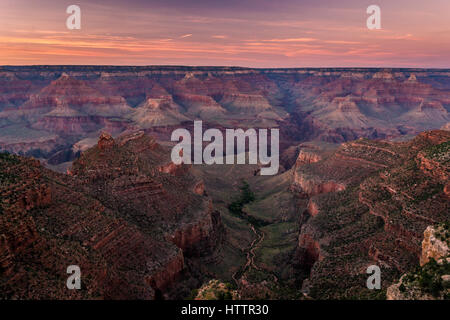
[70,131,223,256]
[292,130,450,299]
[295,149,322,166]
[296,224,324,273]
[292,171,345,197]
[0,131,223,299]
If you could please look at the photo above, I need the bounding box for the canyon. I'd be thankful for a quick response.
[0,66,449,165]
[0,66,449,299]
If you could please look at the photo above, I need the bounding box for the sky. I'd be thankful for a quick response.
[0,0,449,68]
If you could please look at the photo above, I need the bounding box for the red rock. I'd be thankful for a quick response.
[294,130,449,299]
[97,132,115,151]
[0,131,224,299]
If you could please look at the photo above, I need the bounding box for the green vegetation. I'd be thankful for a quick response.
[191,280,237,300]
[402,257,450,298]
[246,268,272,283]
[228,180,255,215]
[426,141,450,164]
[217,290,233,300]
[0,152,20,185]
[256,222,298,267]
[186,288,199,300]
[435,222,450,244]
[0,151,19,163]
[228,181,271,228]
[244,171,298,223]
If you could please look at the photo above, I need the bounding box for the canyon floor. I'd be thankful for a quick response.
[192,160,303,299]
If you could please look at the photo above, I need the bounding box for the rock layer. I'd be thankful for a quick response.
[292,130,450,299]
[0,66,449,164]
[0,131,223,299]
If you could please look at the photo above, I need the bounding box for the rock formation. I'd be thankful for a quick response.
[420,225,449,267]
[0,131,224,299]
[0,66,448,164]
[387,224,449,300]
[292,130,449,299]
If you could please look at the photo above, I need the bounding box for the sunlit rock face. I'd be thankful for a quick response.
[420,226,449,267]
[387,224,449,300]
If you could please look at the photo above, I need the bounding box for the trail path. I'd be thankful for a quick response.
[232,221,278,286]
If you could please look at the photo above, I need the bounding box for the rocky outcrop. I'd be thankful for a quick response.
[295,149,321,166]
[306,199,319,216]
[417,152,445,179]
[97,132,115,150]
[170,208,223,257]
[441,122,450,131]
[130,97,188,128]
[387,224,450,300]
[158,161,184,175]
[416,152,449,184]
[420,225,449,266]
[386,274,437,300]
[292,171,345,197]
[193,180,205,195]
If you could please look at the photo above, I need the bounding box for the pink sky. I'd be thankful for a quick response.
[0,0,449,67]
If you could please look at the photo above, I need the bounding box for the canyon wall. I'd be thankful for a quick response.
[291,130,449,299]
[0,131,224,299]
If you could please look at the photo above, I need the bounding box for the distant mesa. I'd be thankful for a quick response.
[407,73,418,82]
[372,70,394,81]
[0,66,448,165]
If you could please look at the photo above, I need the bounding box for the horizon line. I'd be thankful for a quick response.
[1,65,449,70]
